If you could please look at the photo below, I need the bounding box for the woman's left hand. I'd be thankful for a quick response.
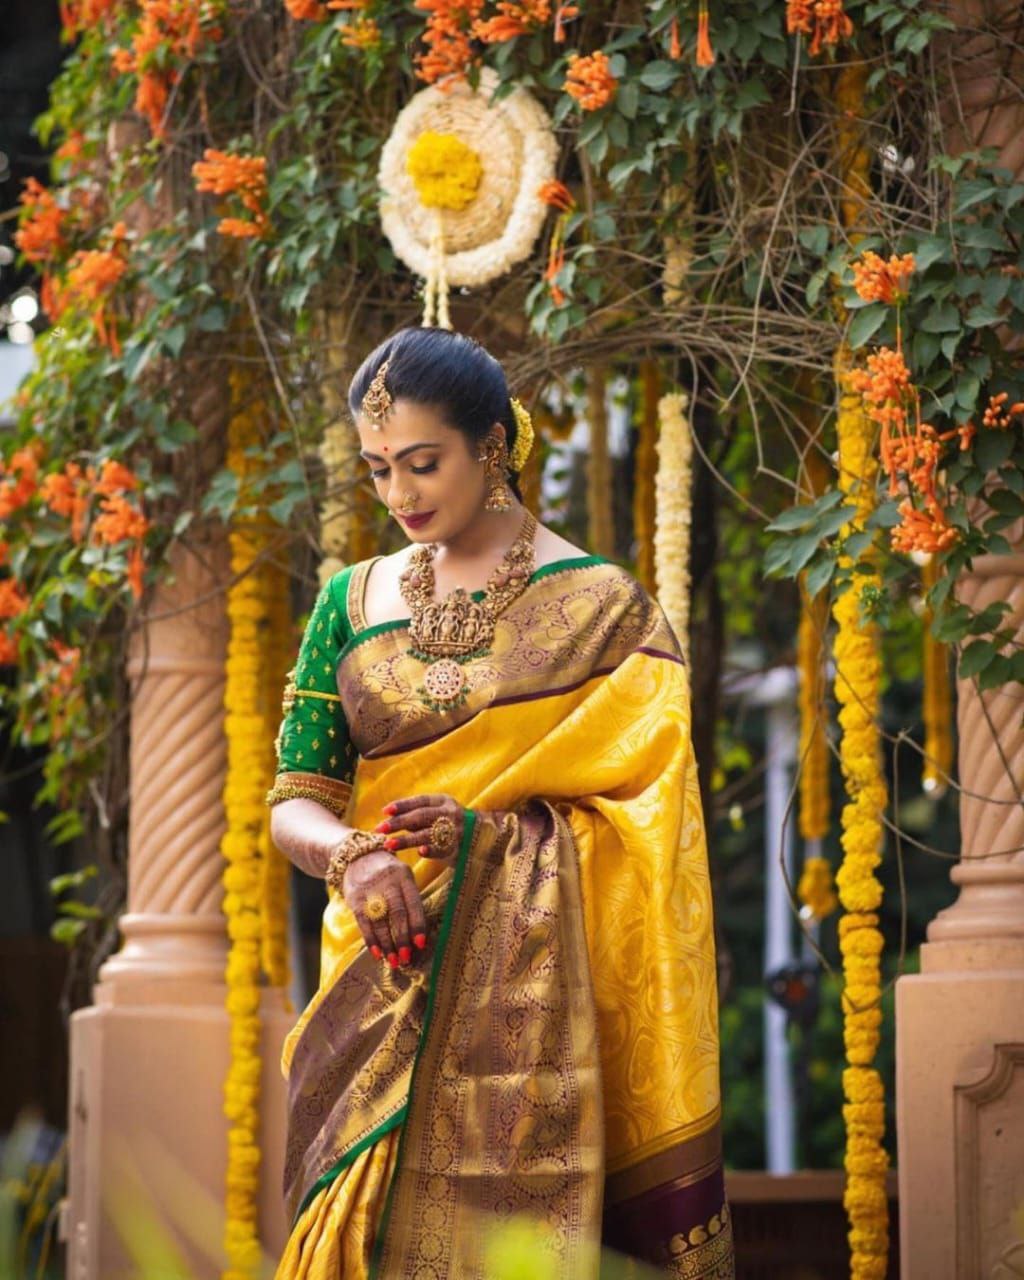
[375,793,468,861]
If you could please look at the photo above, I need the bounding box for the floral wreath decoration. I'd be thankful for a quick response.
[378,67,558,330]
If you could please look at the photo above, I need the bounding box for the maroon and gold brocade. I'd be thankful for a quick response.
[276,557,734,1279]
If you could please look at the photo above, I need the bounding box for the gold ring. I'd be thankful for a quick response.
[365,894,389,922]
[397,493,418,514]
[429,814,457,856]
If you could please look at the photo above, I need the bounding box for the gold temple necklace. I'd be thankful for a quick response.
[398,509,538,711]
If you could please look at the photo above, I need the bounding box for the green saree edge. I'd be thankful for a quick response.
[291,1104,408,1226]
[368,806,479,1280]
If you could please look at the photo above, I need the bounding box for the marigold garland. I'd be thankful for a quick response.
[831,61,888,1279]
[797,441,832,844]
[654,390,694,672]
[220,368,292,1278]
[832,342,890,1278]
[798,854,838,921]
[633,360,659,593]
[586,367,614,560]
[920,555,952,796]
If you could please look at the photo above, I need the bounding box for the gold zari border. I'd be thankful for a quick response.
[266,771,352,817]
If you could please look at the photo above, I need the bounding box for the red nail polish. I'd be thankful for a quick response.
[414,933,427,950]
[374,821,391,833]
[399,946,412,965]
[419,844,429,856]
[384,837,400,851]
[384,803,398,816]
[371,945,382,959]
[387,953,399,969]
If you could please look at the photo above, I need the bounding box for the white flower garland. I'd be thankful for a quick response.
[378,67,557,289]
[655,391,694,674]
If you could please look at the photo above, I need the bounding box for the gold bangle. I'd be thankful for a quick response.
[325,830,387,895]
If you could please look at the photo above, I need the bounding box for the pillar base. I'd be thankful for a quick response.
[96,914,229,1005]
[64,991,295,1280]
[896,966,1024,1280]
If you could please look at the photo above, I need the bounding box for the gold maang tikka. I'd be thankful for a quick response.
[362,358,393,429]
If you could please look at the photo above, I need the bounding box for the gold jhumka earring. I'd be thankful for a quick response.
[362,359,393,429]
[480,437,513,512]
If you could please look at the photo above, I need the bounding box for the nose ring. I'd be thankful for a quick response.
[397,493,418,515]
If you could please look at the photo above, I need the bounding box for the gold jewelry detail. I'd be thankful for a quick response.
[361,358,393,429]
[429,814,458,856]
[397,492,419,515]
[325,830,388,894]
[266,772,352,817]
[508,398,534,472]
[398,510,537,709]
[365,893,389,922]
[483,438,513,513]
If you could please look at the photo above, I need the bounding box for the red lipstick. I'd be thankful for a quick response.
[401,510,436,529]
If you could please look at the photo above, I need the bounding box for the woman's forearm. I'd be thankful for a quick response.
[269,798,353,879]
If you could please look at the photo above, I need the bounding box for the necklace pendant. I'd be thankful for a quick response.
[419,656,470,711]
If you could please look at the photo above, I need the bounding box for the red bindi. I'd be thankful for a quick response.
[383,445,389,452]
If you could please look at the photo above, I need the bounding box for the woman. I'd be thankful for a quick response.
[267,327,734,1279]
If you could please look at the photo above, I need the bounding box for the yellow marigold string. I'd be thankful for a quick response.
[220,368,292,1278]
[586,367,614,559]
[832,343,890,1279]
[830,60,889,1278]
[633,360,659,593]
[798,854,838,921]
[654,390,694,675]
[798,438,832,843]
[920,555,952,796]
[259,567,293,994]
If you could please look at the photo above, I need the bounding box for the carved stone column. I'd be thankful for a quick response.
[65,497,294,1272]
[896,9,1024,1273]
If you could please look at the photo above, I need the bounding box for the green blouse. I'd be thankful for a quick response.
[274,567,358,786]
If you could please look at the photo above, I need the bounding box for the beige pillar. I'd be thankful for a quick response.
[895,3,1024,1276]
[65,533,295,1278]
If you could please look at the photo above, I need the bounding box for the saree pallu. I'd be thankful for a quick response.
[278,560,734,1279]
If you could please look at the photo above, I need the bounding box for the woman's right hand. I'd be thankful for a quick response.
[344,849,427,969]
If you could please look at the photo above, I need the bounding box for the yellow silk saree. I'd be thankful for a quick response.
[272,554,734,1279]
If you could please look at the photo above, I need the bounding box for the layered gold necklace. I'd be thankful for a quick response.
[399,510,538,711]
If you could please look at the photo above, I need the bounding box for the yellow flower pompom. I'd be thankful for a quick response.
[406,131,483,211]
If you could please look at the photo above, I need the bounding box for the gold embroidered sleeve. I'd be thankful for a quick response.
[271,572,357,801]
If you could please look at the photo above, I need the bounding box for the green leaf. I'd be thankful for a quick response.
[639,61,679,91]
[50,864,99,896]
[985,488,1024,518]
[789,530,822,574]
[804,552,836,598]
[958,640,996,678]
[919,302,961,333]
[965,304,1003,328]
[51,918,87,946]
[866,499,901,529]
[848,304,887,348]
[974,428,1015,473]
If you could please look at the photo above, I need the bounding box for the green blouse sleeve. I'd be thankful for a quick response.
[270,570,357,811]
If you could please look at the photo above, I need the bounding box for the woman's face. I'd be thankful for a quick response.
[355,398,497,544]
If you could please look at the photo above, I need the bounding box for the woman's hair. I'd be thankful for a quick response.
[348,328,523,499]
